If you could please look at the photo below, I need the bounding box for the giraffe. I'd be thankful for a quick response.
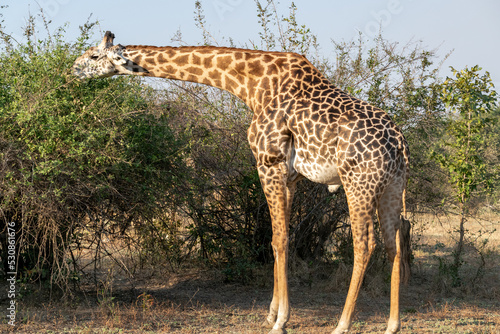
[73,31,411,334]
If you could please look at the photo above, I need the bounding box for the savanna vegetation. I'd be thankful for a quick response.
[0,1,499,333]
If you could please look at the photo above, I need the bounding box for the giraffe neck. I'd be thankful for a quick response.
[122,45,287,109]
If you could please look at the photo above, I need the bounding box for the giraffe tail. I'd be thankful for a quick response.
[400,188,411,285]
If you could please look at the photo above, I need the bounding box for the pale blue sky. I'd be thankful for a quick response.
[2,0,500,88]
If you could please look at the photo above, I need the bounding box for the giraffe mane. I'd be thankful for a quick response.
[123,45,287,56]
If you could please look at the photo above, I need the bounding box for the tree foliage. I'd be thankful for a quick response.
[0,18,189,287]
[431,66,497,283]
[435,66,498,203]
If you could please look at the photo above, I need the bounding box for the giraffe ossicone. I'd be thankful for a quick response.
[73,31,411,334]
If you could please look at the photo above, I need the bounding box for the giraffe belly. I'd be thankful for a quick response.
[292,149,342,188]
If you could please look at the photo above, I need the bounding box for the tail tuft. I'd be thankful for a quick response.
[400,214,412,285]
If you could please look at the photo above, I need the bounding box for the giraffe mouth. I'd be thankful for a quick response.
[71,64,85,79]
[71,63,93,79]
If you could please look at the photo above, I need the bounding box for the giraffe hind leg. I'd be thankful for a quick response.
[333,193,377,334]
[378,181,405,334]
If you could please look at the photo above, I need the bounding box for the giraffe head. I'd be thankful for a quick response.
[72,31,148,79]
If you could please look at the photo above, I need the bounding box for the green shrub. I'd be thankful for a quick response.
[0,18,188,288]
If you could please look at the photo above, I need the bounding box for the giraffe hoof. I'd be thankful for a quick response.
[332,330,348,334]
[261,319,274,328]
[267,329,286,334]
[385,319,400,333]
[384,330,399,334]
[332,327,349,334]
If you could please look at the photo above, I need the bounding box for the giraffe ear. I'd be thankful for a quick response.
[98,31,115,50]
[112,54,128,66]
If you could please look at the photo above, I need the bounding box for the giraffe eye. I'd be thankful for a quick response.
[90,55,99,60]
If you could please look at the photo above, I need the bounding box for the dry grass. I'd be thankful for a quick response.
[1,212,499,333]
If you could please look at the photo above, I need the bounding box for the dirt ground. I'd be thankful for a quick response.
[1,213,499,333]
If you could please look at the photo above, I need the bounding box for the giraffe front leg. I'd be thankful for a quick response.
[258,164,295,334]
[267,236,289,334]
[261,259,279,328]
